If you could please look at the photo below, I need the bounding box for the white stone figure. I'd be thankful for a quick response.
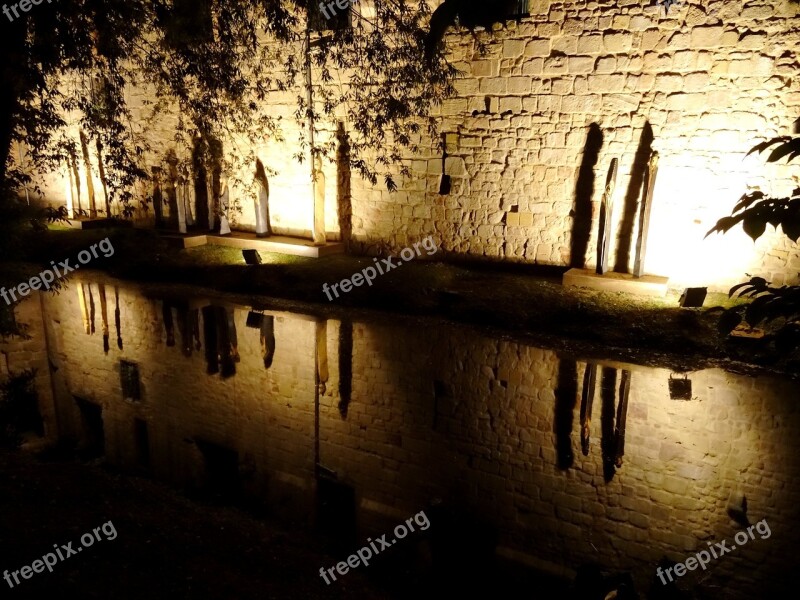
[166,155,186,233]
[254,159,271,238]
[312,156,326,246]
[219,175,231,236]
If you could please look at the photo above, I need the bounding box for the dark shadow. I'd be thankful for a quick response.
[134,418,150,470]
[202,306,219,375]
[315,475,356,553]
[195,439,241,505]
[74,396,104,459]
[220,307,238,378]
[208,136,223,233]
[579,363,597,456]
[191,136,209,231]
[173,301,192,356]
[554,358,578,469]
[88,285,96,334]
[338,318,352,418]
[571,123,603,269]
[260,315,276,369]
[336,122,352,251]
[614,122,653,273]
[165,150,179,230]
[114,286,123,350]
[427,502,498,595]
[151,166,164,228]
[615,370,631,470]
[162,301,175,347]
[600,366,617,482]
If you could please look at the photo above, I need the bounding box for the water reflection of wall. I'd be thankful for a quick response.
[42,281,799,597]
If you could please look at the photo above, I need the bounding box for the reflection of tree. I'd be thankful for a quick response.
[337,319,352,418]
[556,362,632,481]
[615,370,631,468]
[114,286,123,350]
[98,284,109,354]
[162,301,175,347]
[600,367,617,481]
[554,359,578,469]
[580,363,597,456]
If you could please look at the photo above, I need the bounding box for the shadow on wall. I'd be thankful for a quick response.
[571,123,603,269]
[192,136,210,231]
[336,122,352,250]
[615,122,653,273]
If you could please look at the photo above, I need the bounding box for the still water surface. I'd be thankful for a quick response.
[39,279,800,598]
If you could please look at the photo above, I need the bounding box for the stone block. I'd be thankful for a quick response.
[577,34,603,54]
[552,35,578,55]
[472,60,497,77]
[690,26,725,48]
[524,38,550,57]
[479,77,507,94]
[596,56,616,73]
[507,76,532,94]
[498,97,522,113]
[503,39,526,58]
[654,74,683,93]
[568,56,594,74]
[588,74,626,92]
[603,32,634,53]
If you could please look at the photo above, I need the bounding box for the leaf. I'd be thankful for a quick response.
[782,219,800,242]
[746,137,790,157]
[732,191,764,213]
[742,212,767,240]
[718,309,742,335]
[766,137,800,163]
[745,295,771,326]
[705,216,740,238]
[729,282,752,298]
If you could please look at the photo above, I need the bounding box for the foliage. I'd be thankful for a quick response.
[1,0,461,216]
[707,136,800,353]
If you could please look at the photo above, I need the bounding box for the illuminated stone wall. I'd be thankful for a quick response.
[40,282,800,597]
[22,0,800,289]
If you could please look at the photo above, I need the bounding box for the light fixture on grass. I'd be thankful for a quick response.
[668,373,692,400]
[679,287,707,307]
[242,249,262,265]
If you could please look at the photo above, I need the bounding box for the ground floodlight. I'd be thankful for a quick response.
[246,311,264,328]
[242,249,262,265]
[669,374,692,400]
[679,287,707,307]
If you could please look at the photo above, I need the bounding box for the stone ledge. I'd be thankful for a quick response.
[562,268,669,297]
[160,232,345,258]
[66,217,133,230]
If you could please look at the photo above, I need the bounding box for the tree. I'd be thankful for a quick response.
[1,0,458,215]
[706,135,800,354]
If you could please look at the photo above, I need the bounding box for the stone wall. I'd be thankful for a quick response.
[0,295,57,439]
[20,0,800,289]
[40,279,800,597]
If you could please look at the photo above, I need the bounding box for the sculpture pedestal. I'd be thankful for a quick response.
[563,268,668,297]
